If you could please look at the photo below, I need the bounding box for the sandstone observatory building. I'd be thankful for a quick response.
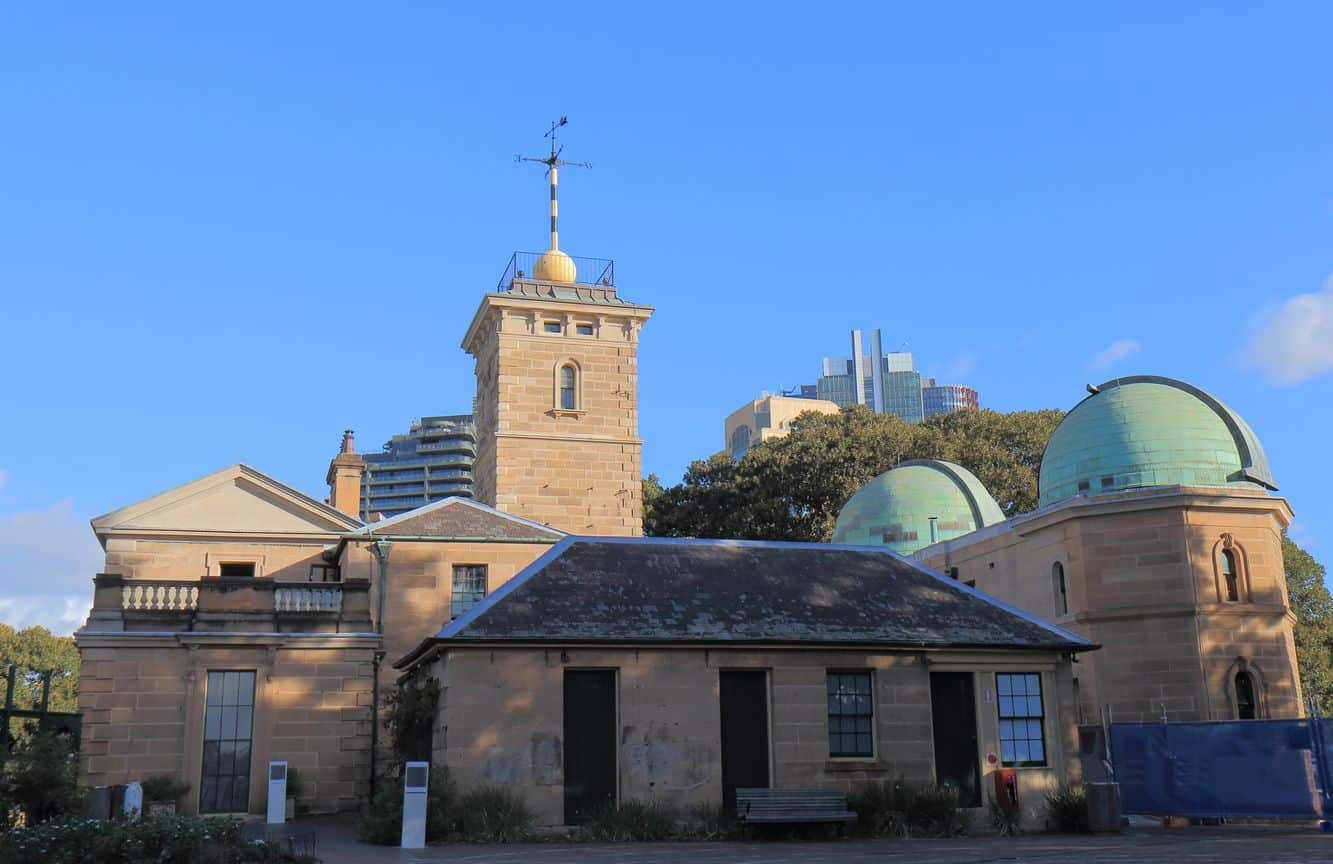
[73,152,1303,824]
[834,375,1302,725]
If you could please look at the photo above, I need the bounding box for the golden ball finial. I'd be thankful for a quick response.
[534,249,577,282]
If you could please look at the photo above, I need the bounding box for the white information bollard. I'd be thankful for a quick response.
[266,761,288,824]
[122,781,143,819]
[401,761,429,848]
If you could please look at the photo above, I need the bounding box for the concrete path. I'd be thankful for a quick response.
[297,817,1331,864]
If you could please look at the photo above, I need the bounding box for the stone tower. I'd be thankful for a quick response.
[462,268,652,535]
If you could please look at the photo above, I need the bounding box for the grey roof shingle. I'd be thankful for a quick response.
[404,538,1094,662]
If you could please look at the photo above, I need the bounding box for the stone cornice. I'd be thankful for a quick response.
[494,431,643,446]
[916,486,1294,561]
[462,293,653,357]
[75,631,381,649]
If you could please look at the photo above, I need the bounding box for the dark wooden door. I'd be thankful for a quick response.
[719,670,770,810]
[930,671,981,808]
[563,670,617,825]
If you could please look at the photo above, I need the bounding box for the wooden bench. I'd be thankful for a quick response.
[735,787,858,837]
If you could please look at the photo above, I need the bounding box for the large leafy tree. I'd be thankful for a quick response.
[644,405,1064,541]
[0,624,79,717]
[1282,535,1333,712]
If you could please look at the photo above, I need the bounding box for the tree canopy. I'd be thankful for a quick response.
[0,624,79,716]
[1282,535,1333,711]
[644,405,1064,541]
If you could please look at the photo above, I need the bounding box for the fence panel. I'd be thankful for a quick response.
[1110,720,1324,819]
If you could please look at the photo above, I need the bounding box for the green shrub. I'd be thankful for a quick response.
[140,775,190,805]
[989,798,1021,836]
[848,780,968,838]
[903,783,969,837]
[682,802,737,840]
[453,786,533,842]
[848,780,909,837]
[1045,783,1089,833]
[357,764,458,845]
[578,799,677,842]
[0,814,313,864]
[356,781,404,845]
[0,733,81,826]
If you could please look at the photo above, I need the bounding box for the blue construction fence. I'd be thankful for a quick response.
[1109,718,1333,819]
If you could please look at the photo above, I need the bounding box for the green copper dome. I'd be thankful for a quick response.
[1038,376,1277,508]
[832,459,1006,556]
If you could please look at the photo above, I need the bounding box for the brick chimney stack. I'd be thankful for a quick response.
[326,429,365,519]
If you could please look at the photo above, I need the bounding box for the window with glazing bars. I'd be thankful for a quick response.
[827,671,873,757]
[451,564,487,618]
[996,673,1046,766]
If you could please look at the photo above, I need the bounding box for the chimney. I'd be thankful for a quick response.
[326,429,365,519]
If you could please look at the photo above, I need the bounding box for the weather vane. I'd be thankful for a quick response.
[518,117,592,255]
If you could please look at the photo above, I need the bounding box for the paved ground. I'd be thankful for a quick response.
[292,817,1331,864]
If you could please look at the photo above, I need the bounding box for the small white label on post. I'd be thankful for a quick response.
[267,761,288,824]
[401,761,429,848]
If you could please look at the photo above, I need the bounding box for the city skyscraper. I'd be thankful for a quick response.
[814,329,924,423]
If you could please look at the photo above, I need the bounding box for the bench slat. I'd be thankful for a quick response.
[735,787,858,827]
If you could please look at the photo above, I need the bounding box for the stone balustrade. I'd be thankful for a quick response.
[86,573,373,633]
[122,581,199,611]
[274,585,343,614]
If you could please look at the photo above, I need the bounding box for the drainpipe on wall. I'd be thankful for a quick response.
[368,539,393,793]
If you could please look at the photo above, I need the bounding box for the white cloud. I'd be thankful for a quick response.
[1089,338,1142,371]
[0,469,8,492]
[0,497,103,635]
[1239,277,1333,386]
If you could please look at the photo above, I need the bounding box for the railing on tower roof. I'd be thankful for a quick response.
[497,251,615,292]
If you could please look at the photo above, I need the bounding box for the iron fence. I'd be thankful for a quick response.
[497,251,615,290]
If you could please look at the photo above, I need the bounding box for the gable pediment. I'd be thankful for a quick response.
[354,497,563,541]
[93,464,361,538]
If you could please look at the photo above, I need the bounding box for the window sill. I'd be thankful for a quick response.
[824,759,887,773]
[548,408,587,418]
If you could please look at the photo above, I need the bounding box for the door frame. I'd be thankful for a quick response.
[717,667,774,806]
[562,667,620,824]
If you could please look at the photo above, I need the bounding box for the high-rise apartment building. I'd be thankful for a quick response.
[922,382,980,417]
[360,415,476,520]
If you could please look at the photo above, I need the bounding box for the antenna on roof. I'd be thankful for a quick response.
[517,117,592,254]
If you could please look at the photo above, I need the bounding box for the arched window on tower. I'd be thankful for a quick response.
[1235,670,1257,719]
[1222,549,1239,603]
[558,363,578,411]
[1053,562,1068,616]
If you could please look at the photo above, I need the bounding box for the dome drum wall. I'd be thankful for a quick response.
[1037,377,1277,510]
[833,460,1005,556]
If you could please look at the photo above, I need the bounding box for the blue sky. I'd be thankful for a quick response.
[3,3,1332,631]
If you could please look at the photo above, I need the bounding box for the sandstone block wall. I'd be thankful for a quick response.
[916,490,1301,723]
[430,647,1077,827]
[468,299,649,537]
[101,538,329,582]
[78,639,376,815]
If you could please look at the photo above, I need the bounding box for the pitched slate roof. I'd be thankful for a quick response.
[348,497,564,541]
[397,537,1093,666]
